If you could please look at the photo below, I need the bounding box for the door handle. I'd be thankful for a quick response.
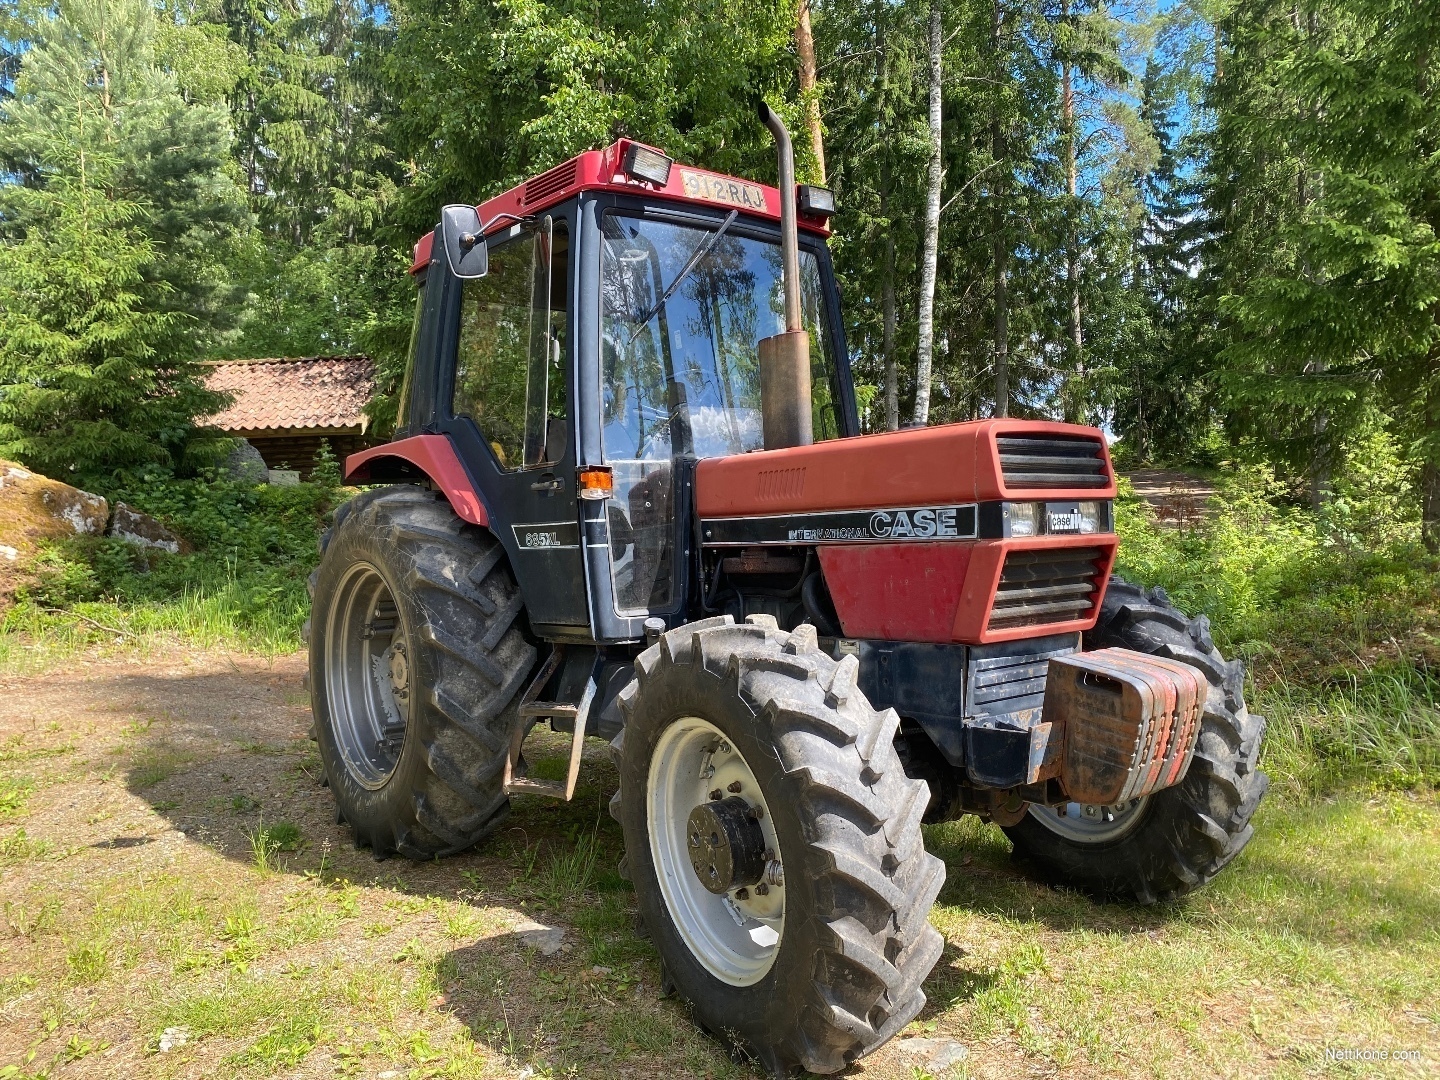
[531,476,563,493]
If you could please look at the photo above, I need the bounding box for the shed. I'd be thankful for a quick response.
[203,356,376,478]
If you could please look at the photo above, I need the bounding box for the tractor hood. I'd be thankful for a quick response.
[695,419,1119,645]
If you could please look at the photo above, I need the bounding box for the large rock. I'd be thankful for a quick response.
[109,502,192,554]
[0,461,109,548]
[222,438,269,484]
[0,460,111,604]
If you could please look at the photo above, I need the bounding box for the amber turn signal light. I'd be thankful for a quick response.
[577,466,614,500]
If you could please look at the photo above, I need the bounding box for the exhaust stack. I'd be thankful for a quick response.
[757,102,812,450]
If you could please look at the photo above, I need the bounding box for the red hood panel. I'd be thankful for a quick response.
[695,418,1115,517]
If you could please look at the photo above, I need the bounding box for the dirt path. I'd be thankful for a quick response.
[1123,468,1217,527]
[1,646,1436,1079]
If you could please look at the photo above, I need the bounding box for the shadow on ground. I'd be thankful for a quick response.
[100,653,1438,1076]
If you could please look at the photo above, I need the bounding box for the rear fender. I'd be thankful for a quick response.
[344,434,489,526]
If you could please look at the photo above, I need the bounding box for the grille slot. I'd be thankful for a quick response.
[997,433,1108,488]
[964,635,1079,723]
[523,160,578,206]
[988,547,1104,631]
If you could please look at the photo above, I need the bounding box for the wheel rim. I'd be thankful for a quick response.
[1027,796,1150,843]
[323,562,410,789]
[647,716,783,986]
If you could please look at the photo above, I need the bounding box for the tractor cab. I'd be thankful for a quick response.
[361,137,856,643]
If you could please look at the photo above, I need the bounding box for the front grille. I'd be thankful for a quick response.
[988,547,1104,631]
[523,160,578,206]
[997,433,1108,488]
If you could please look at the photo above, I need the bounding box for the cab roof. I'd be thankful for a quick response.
[410,138,831,274]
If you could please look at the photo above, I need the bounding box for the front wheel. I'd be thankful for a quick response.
[611,616,946,1076]
[1003,578,1269,903]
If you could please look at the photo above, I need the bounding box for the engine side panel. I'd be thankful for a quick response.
[817,543,973,642]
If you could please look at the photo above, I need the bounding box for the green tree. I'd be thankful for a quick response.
[194,0,401,361]
[1206,0,1440,537]
[0,0,238,480]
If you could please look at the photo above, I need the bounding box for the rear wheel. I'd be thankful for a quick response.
[1003,578,1268,902]
[612,616,946,1076]
[308,487,535,859]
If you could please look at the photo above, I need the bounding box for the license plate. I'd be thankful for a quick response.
[679,169,768,212]
[1048,507,1082,533]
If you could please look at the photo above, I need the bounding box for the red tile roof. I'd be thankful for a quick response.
[203,356,375,433]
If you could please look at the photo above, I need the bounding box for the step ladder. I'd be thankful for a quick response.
[502,645,597,801]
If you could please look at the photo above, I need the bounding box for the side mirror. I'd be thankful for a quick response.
[440,204,488,279]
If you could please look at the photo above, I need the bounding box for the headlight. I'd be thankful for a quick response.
[1005,501,1042,537]
[998,500,1112,536]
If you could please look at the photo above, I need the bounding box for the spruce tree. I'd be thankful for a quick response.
[1207,0,1440,531]
[0,0,240,481]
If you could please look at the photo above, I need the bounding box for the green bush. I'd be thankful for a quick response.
[1112,468,1440,791]
[4,470,349,655]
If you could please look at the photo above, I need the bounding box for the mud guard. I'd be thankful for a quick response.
[344,434,489,526]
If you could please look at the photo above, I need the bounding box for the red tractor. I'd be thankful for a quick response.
[307,106,1267,1075]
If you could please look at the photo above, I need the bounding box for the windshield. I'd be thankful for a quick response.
[598,212,842,617]
[600,214,840,462]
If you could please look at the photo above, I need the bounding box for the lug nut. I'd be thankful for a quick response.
[749,805,764,820]
[718,742,731,754]
[709,789,723,801]
[727,780,742,793]
[734,887,749,901]
[755,882,769,896]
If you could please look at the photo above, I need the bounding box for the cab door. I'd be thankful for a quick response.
[440,214,589,632]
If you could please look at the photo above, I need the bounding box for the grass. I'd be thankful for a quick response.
[247,820,302,874]
[3,689,1436,1077]
[0,475,345,669]
[0,776,32,815]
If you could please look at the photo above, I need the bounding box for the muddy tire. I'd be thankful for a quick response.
[308,486,535,859]
[611,615,946,1076]
[1003,577,1268,903]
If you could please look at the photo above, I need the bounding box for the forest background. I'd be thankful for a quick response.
[0,0,1436,792]
[0,6,1437,1076]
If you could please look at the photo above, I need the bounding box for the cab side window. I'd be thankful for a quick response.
[453,218,569,470]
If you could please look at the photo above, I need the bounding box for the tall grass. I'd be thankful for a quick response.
[1259,672,1440,792]
[1113,467,1440,791]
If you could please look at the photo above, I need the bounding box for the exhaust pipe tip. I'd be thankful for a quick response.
[756,100,810,450]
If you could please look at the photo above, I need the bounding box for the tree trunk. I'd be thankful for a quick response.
[912,0,943,427]
[1062,0,1082,423]
[1424,460,1440,554]
[883,240,899,430]
[991,0,1010,418]
[879,10,897,430]
[994,242,1009,417]
[796,0,826,182]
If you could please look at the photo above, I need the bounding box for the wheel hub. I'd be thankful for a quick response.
[323,564,410,789]
[687,796,767,894]
[647,716,785,986]
[387,642,410,697]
